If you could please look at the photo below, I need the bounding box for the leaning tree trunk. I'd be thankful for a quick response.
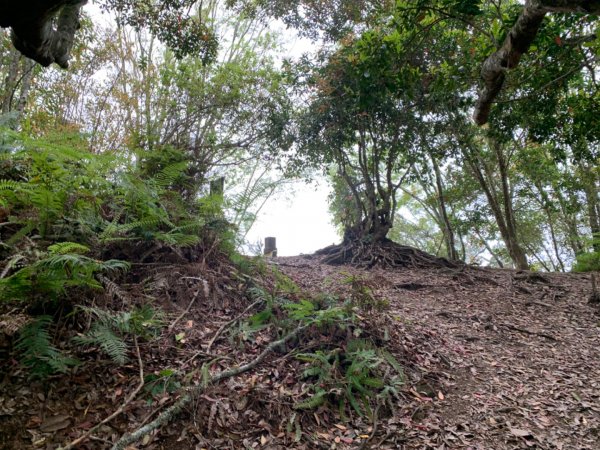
[431,156,459,261]
[0,0,87,68]
[1,49,21,115]
[464,150,529,270]
[582,173,600,252]
[474,0,600,125]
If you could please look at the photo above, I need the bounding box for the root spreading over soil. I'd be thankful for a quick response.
[316,238,457,269]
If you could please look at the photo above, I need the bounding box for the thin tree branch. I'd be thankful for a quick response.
[59,335,144,450]
[111,324,310,450]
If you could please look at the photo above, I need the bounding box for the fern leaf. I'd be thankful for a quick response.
[48,242,90,255]
[75,323,128,364]
[294,389,327,410]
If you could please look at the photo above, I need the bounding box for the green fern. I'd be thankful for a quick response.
[152,161,190,188]
[74,323,128,364]
[47,242,90,255]
[294,389,327,410]
[294,339,404,418]
[0,179,23,191]
[15,316,79,378]
[74,305,164,364]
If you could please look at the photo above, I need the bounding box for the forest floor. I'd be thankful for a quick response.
[1,253,599,449]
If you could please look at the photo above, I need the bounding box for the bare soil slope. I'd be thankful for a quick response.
[276,255,600,449]
[1,254,599,449]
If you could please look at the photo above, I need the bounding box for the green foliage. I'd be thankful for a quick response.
[73,305,164,365]
[573,235,600,272]
[15,316,79,378]
[144,368,181,399]
[0,242,130,302]
[294,339,403,417]
[573,252,600,272]
[243,269,402,420]
[102,0,218,61]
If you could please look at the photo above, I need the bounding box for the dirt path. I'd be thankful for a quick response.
[277,256,600,449]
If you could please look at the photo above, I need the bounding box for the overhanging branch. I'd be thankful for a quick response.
[473,0,600,125]
[1,0,87,69]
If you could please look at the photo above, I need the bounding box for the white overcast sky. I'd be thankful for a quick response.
[245,181,340,256]
[244,25,340,256]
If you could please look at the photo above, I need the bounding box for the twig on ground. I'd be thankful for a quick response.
[168,287,202,333]
[500,323,558,341]
[58,336,145,450]
[110,324,310,450]
[205,299,263,352]
[359,404,380,449]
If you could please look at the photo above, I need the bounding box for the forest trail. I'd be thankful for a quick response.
[276,256,600,449]
[1,254,599,450]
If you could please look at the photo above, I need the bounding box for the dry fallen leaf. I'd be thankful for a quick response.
[510,428,532,437]
[39,415,70,433]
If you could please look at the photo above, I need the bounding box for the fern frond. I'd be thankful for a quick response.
[96,259,131,274]
[6,222,34,246]
[153,161,189,188]
[0,180,23,191]
[294,389,327,410]
[97,275,130,303]
[15,316,78,377]
[74,323,128,365]
[1,254,25,279]
[30,188,63,213]
[48,242,90,255]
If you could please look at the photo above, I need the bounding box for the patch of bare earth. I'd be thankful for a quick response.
[276,255,600,449]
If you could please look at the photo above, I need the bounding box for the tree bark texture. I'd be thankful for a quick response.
[0,0,87,68]
[474,0,600,125]
[1,49,21,114]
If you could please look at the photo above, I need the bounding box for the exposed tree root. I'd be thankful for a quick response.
[316,238,458,269]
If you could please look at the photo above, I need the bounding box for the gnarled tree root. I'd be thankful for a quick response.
[316,238,458,269]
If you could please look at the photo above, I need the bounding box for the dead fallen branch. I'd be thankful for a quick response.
[110,324,310,450]
[58,336,144,450]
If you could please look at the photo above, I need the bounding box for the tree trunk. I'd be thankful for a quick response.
[462,144,529,270]
[2,0,87,68]
[431,156,458,260]
[474,0,600,124]
[15,58,35,119]
[581,166,600,252]
[495,142,529,270]
[1,49,21,114]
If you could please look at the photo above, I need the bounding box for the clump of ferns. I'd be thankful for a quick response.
[294,338,404,420]
[73,304,164,365]
[0,242,130,303]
